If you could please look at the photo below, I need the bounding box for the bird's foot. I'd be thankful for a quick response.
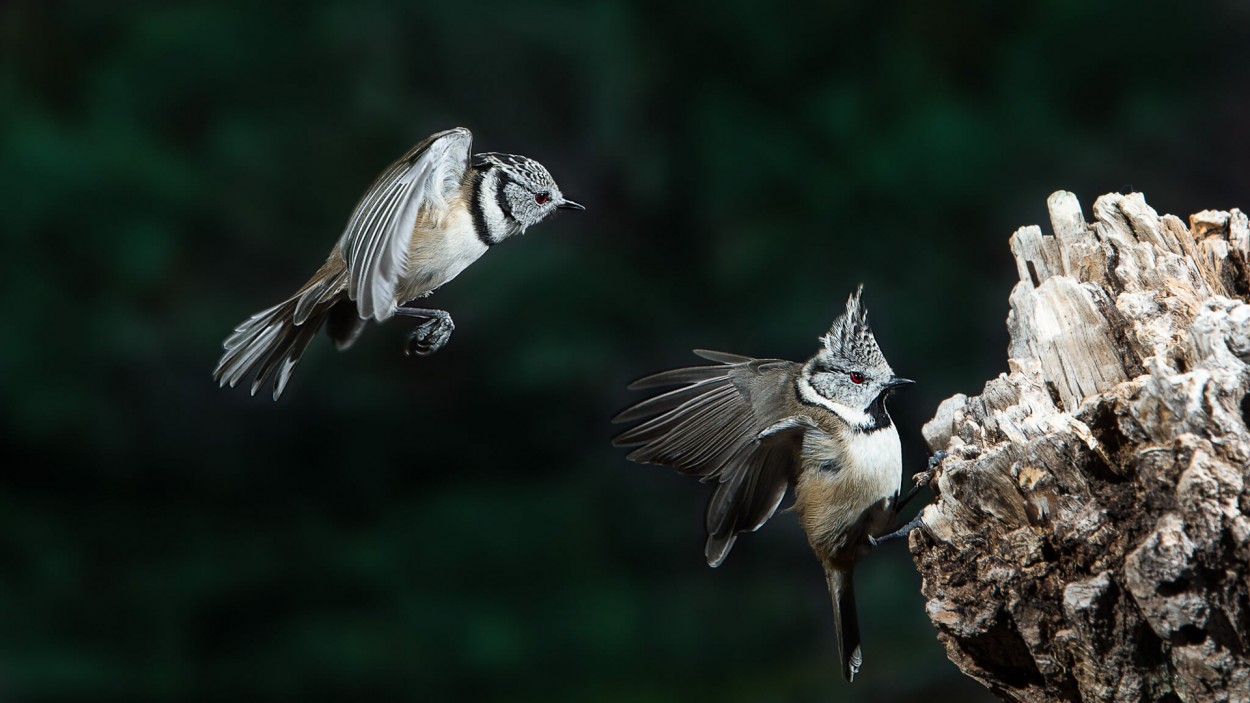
[912,449,949,489]
[404,311,455,357]
[869,512,926,548]
[893,450,948,513]
[875,451,948,547]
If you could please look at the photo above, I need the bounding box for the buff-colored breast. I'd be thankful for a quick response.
[396,193,489,303]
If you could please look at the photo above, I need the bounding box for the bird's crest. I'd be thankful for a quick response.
[821,286,888,370]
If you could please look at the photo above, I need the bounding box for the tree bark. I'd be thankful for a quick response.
[914,191,1250,702]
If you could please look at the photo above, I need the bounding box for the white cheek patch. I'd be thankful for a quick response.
[480,172,510,235]
[796,376,872,427]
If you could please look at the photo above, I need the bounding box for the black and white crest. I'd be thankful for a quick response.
[472,152,559,192]
[822,286,887,370]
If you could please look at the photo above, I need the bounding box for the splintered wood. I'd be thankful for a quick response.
[916,192,1250,702]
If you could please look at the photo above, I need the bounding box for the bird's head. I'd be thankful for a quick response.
[473,153,583,237]
[799,286,912,429]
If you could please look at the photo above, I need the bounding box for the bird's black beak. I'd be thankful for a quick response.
[884,376,915,390]
[557,199,586,211]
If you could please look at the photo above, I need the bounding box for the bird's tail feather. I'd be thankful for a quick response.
[826,567,863,682]
[213,297,330,401]
[215,259,352,400]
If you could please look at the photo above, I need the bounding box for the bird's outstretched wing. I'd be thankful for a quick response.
[337,127,473,321]
[613,350,809,566]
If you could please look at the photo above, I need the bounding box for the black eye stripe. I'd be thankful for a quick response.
[817,366,869,381]
[494,172,515,219]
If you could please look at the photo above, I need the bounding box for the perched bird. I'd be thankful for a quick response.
[613,288,913,682]
[214,127,583,400]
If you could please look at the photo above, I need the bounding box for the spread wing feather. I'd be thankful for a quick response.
[614,351,808,565]
[337,127,473,321]
[627,365,731,390]
[693,349,755,364]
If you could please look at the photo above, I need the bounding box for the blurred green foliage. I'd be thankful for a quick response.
[2,0,1248,700]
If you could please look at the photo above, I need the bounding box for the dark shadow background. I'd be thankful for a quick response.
[3,1,1248,701]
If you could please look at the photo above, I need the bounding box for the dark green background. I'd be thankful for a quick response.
[3,1,1247,701]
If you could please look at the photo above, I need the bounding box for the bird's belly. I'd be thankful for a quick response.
[803,427,901,502]
[397,211,488,302]
[796,425,902,558]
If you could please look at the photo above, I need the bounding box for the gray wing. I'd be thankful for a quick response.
[613,351,808,566]
[337,127,473,321]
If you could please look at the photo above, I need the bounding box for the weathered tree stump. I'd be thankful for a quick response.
[915,191,1250,702]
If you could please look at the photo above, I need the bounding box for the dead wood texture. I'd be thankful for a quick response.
[916,191,1250,702]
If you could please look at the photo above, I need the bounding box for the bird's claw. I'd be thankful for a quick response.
[404,314,455,357]
[870,513,926,549]
[912,449,949,488]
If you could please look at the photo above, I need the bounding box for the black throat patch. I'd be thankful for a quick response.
[864,392,894,431]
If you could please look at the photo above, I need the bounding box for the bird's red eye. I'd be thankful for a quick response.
[535,192,550,205]
[849,372,865,384]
